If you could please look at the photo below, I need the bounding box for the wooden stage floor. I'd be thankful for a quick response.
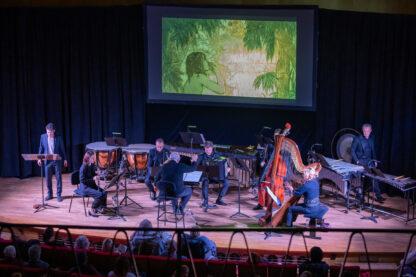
[0,175,414,260]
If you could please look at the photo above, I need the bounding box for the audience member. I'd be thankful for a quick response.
[181,229,217,260]
[102,238,114,252]
[1,245,18,264]
[42,227,64,247]
[75,235,90,250]
[299,246,329,276]
[130,219,172,256]
[24,244,49,269]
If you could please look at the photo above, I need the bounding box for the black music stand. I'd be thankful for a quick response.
[229,157,250,219]
[179,132,205,150]
[120,173,143,209]
[105,137,127,147]
[22,154,60,213]
[360,162,379,223]
[105,172,126,221]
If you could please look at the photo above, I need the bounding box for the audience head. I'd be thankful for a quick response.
[3,245,16,260]
[102,238,113,252]
[28,244,42,262]
[75,235,90,250]
[362,123,372,139]
[169,152,181,163]
[43,227,54,243]
[139,219,153,229]
[155,138,165,152]
[310,246,324,263]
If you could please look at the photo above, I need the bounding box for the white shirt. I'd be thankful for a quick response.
[47,137,54,154]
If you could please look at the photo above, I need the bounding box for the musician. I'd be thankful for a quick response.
[145,138,170,200]
[196,141,229,209]
[155,152,197,214]
[253,141,274,210]
[37,123,68,202]
[78,151,107,216]
[351,123,384,203]
[286,167,328,227]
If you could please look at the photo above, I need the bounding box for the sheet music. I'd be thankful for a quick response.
[183,171,203,182]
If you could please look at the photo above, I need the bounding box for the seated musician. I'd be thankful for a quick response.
[77,151,108,216]
[155,152,197,214]
[196,141,229,210]
[286,167,328,227]
[145,138,170,200]
[351,123,384,203]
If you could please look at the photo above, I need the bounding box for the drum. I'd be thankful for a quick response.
[86,141,118,170]
[123,149,148,171]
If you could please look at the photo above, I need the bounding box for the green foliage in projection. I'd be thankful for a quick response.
[162,17,297,99]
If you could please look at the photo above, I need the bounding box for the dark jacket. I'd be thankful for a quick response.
[79,163,98,190]
[196,152,224,166]
[294,179,320,208]
[351,135,376,165]
[147,147,170,168]
[38,133,67,162]
[299,260,329,276]
[155,160,196,194]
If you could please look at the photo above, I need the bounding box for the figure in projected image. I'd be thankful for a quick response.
[183,52,224,95]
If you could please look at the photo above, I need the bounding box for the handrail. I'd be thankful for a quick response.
[0,222,411,276]
[0,222,414,234]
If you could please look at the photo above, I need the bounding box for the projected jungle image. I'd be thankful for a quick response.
[162,17,297,99]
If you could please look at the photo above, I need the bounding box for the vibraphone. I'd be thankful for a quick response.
[363,172,416,223]
[317,156,364,209]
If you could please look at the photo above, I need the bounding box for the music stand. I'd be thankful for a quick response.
[105,137,127,147]
[179,132,205,150]
[229,157,250,219]
[120,174,143,209]
[104,172,126,221]
[361,162,380,223]
[21,154,61,213]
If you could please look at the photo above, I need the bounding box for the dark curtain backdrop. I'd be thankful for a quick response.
[1,7,415,178]
[0,7,145,177]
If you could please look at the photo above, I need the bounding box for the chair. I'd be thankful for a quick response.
[156,181,185,228]
[68,170,89,216]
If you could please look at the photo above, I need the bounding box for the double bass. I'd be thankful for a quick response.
[258,123,321,227]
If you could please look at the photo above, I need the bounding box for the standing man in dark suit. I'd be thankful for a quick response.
[196,141,229,211]
[145,138,170,200]
[155,152,197,214]
[351,123,384,202]
[37,123,67,202]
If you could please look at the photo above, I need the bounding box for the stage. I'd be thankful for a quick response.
[0,175,412,270]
